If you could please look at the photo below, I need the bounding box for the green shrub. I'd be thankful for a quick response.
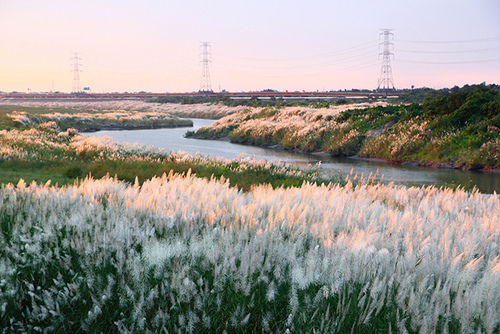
[63,165,84,179]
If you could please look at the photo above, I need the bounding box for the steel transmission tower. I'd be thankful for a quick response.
[377,29,395,93]
[71,53,82,93]
[199,42,213,93]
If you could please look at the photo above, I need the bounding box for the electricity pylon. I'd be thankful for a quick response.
[199,42,213,93]
[377,29,395,94]
[71,53,82,93]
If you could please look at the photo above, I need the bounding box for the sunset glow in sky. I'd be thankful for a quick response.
[1,0,499,93]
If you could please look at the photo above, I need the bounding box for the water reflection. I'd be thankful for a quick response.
[86,119,500,193]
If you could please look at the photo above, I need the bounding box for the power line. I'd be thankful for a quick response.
[398,58,500,65]
[215,52,377,71]
[213,43,379,72]
[395,36,500,44]
[213,40,379,63]
[396,36,500,66]
[398,46,500,54]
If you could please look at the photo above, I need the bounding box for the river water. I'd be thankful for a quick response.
[86,119,500,193]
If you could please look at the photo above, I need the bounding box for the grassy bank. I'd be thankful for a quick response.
[0,125,329,191]
[189,84,500,170]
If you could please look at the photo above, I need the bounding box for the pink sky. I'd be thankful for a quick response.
[1,0,499,93]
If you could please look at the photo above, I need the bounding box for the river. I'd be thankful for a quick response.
[86,118,500,193]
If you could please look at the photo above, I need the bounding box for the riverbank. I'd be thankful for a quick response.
[0,124,332,190]
[193,133,500,175]
[189,84,500,171]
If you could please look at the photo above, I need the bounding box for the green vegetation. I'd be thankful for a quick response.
[394,83,500,104]
[84,158,322,191]
[0,156,324,192]
[361,84,500,168]
[190,84,500,169]
[0,125,334,191]
[0,160,73,187]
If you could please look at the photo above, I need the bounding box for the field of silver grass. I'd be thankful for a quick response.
[0,100,246,119]
[1,172,499,333]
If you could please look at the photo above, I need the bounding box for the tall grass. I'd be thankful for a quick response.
[0,100,245,120]
[191,103,390,154]
[1,173,499,332]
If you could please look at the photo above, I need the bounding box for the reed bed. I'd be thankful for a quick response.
[0,101,245,120]
[1,172,499,333]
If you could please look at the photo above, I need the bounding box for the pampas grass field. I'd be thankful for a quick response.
[1,171,499,332]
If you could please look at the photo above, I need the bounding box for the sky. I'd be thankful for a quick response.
[0,0,499,93]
